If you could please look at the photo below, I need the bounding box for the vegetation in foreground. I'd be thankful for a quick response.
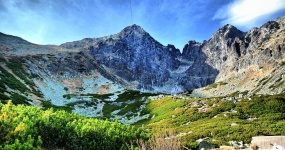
[1,90,285,149]
[0,101,146,149]
[135,92,285,148]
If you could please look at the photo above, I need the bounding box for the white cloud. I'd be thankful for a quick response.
[214,0,285,28]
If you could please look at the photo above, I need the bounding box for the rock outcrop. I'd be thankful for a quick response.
[59,24,216,93]
[190,16,285,97]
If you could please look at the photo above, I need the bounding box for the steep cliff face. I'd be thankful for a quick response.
[182,25,245,78]
[59,24,209,93]
[179,40,217,89]
[189,16,285,97]
[64,25,182,91]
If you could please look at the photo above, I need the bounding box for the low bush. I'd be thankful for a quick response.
[0,101,146,149]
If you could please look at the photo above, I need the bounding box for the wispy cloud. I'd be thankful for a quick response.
[213,0,285,29]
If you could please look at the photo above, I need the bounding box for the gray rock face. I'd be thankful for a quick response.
[180,25,246,89]
[60,24,213,93]
[183,17,285,79]
[88,25,181,90]
[182,24,245,78]
[180,40,217,89]
[1,17,285,97]
[189,16,285,97]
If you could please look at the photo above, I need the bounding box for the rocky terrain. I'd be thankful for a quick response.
[59,24,206,93]
[191,16,285,97]
[0,16,284,123]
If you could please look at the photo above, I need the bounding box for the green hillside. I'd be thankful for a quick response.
[134,92,285,148]
[1,92,285,149]
[0,101,146,149]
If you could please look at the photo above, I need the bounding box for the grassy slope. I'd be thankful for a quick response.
[0,57,43,105]
[134,92,285,148]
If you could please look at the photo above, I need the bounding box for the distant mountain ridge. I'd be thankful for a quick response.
[0,16,284,113]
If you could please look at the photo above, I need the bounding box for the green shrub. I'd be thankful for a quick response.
[0,101,146,149]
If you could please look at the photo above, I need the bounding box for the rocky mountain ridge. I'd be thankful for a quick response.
[0,16,284,122]
[190,16,285,97]
[59,24,186,93]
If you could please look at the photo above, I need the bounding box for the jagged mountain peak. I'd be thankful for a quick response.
[219,24,237,32]
[260,20,280,30]
[119,24,149,38]
[187,40,202,45]
[123,24,145,31]
[182,40,203,57]
[60,24,154,49]
[215,24,244,38]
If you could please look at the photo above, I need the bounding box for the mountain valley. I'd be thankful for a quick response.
[0,16,285,149]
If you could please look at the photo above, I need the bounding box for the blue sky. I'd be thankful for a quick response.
[0,0,285,51]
